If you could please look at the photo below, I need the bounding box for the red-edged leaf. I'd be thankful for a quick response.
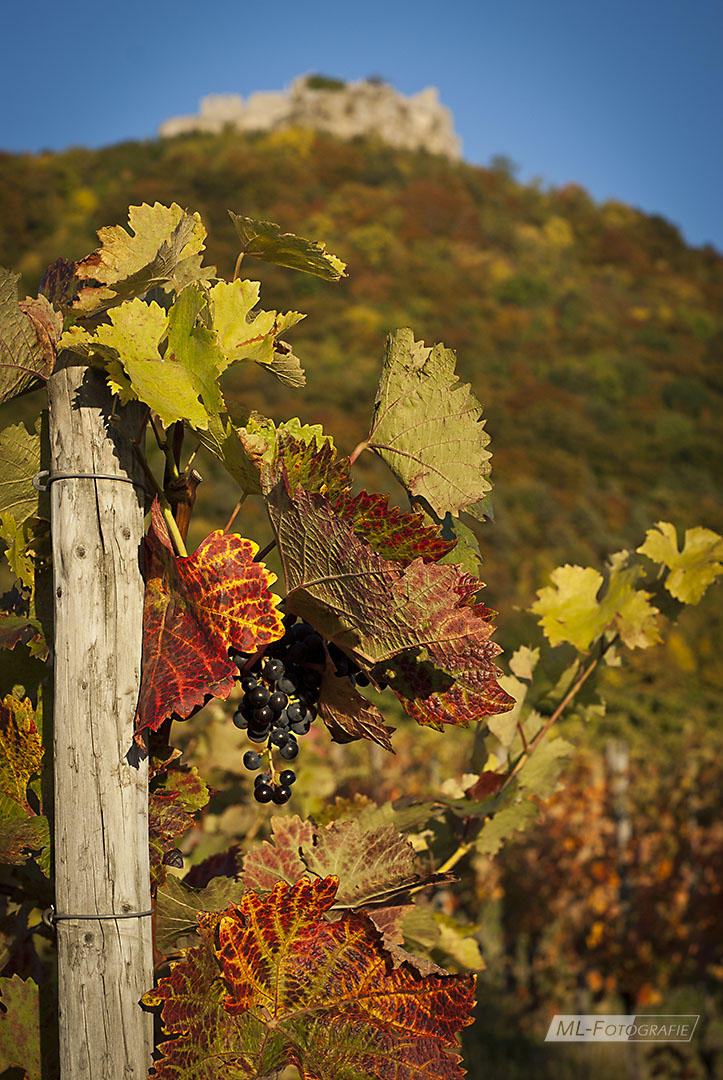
[274,430,351,500]
[144,877,475,1080]
[267,477,491,667]
[242,814,447,909]
[136,501,283,732]
[0,615,42,653]
[242,816,313,893]
[334,490,456,565]
[374,580,514,730]
[318,659,395,751]
[149,747,210,892]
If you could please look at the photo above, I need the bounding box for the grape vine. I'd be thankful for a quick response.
[0,204,721,1079]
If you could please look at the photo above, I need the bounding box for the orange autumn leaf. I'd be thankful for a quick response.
[144,876,475,1079]
[136,500,283,732]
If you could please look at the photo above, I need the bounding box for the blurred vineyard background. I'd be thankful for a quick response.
[1,127,721,1078]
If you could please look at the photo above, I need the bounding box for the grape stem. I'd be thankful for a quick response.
[349,439,369,466]
[224,494,248,533]
[254,539,277,562]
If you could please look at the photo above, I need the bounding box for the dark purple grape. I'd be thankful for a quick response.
[354,672,370,687]
[247,727,270,744]
[254,783,273,804]
[290,719,311,736]
[279,770,296,786]
[286,702,304,723]
[277,674,297,695]
[252,705,274,726]
[246,685,270,709]
[240,675,257,693]
[263,658,285,682]
[283,613,298,628]
[232,710,249,730]
[279,739,299,760]
[285,642,309,665]
[272,785,292,805]
[243,750,262,770]
[270,728,290,748]
[255,772,271,787]
[269,691,288,712]
[302,668,322,691]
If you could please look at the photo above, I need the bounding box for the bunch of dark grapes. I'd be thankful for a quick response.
[230,616,325,805]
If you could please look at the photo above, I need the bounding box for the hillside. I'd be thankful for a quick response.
[1,128,721,733]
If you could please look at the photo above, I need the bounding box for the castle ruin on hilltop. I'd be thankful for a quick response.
[158,74,461,160]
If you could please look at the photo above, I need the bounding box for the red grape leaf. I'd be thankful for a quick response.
[242,814,448,910]
[266,477,492,669]
[267,478,512,726]
[136,501,284,732]
[144,877,475,1080]
[318,660,395,751]
[270,438,454,567]
[333,490,456,566]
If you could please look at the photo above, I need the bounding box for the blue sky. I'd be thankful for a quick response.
[2,0,721,251]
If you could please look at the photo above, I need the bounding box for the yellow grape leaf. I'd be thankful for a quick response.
[637,521,723,604]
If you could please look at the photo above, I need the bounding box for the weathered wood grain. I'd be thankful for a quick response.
[48,363,153,1079]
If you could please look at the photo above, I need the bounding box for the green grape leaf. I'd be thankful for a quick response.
[230,213,347,280]
[0,696,49,874]
[0,419,44,525]
[402,909,484,973]
[155,874,246,954]
[366,329,491,517]
[516,735,573,798]
[436,515,483,577]
[263,340,307,387]
[0,615,43,653]
[70,202,208,316]
[143,877,474,1080]
[210,279,305,367]
[531,562,662,651]
[637,521,723,604]
[509,645,540,682]
[136,501,284,733]
[0,270,60,405]
[0,976,41,1080]
[0,815,50,868]
[198,414,337,498]
[474,799,540,858]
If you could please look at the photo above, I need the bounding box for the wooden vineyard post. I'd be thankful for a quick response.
[48,361,153,1079]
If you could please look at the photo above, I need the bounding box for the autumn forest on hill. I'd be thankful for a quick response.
[1,127,722,1076]
[2,126,721,736]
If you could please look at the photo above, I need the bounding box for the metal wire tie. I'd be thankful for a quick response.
[33,470,147,493]
[42,904,153,929]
